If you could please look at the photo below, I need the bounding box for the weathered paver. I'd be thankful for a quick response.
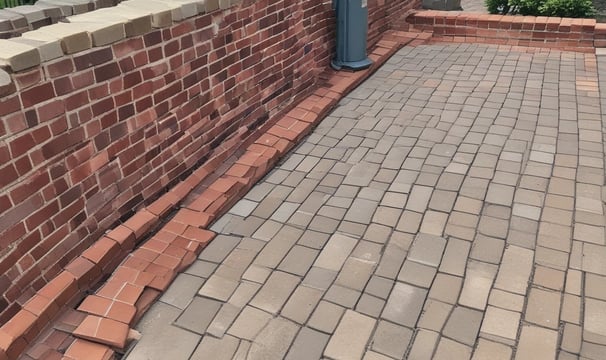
[324,310,376,360]
[174,296,222,334]
[382,282,427,327]
[249,271,299,315]
[227,306,272,340]
[371,320,413,358]
[127,43,606,360]
[285,327,329,360]
[515,325,559,360]
[127,303,200,359]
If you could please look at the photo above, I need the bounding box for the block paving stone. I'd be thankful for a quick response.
[127,43,606,360]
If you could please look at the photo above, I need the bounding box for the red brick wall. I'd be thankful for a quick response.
[0,0,419,324]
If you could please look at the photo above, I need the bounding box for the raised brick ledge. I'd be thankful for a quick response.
[407,10,606,52]
[3,30,430,360]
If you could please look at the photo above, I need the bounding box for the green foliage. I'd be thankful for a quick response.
[486,0,596,17]
[509,0,542,15]
[539,0,596,17]
[0,0,36,9]
[485,0,510,14]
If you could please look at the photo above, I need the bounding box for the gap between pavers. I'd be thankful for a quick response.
[1,30,431,360]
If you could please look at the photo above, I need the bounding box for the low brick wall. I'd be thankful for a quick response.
[407,10,606,52]
[0,0,419,330]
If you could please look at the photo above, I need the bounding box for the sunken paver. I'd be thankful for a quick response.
[126,43,606,359]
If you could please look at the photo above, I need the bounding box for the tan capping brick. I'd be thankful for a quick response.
[205,0,219,12]
[38,0,93,16]
[120,0,183,23]
[0,9,28,30]
[71,7,153,37]
[0,68,15,97]
[34,2,67,20]
[22,22,92,54]
[9,37,63,62]
[113,4,172,29]
[35,0,74,17]
[152,0,203,18]
[4,5,47,24]
[0,39,40,72]
[178,0,208,15]
[66,15,127,46]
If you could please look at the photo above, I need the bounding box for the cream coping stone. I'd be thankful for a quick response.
[34,3,71,18]
[65,20,126,46]
[66,12,128,46]
[9,37,63,62]
[0,17,16,32]
[121,0,184,22]
[113,3,173,28]
[0,9,28,30]
[67,7,152,37]
[0,39,41,71]
[151,0,202,19]
[35,0,75,16]
[175,0,207,14]
[0,68,13,94]
[205,0,219,12]
[44,0,95,15]
[22,22,92,54]
[5,5,47,24]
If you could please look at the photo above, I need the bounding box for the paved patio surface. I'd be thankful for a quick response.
[125,43,606,359]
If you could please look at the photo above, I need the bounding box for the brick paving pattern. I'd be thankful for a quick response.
[125,43,606,359]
